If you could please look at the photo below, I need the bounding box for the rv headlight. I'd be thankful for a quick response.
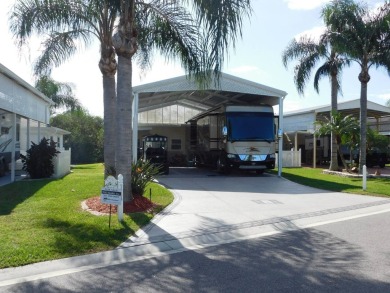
[227,153,238,159]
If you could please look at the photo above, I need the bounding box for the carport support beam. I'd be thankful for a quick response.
[278,95,286,177]
[132,92,139,163]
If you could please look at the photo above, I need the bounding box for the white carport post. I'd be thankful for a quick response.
[10,113,16,182]
[278,95,286,177]
[132,92,139,163]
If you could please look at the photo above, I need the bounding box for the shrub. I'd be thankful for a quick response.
[20,138,60,179]
[131,159,162,196]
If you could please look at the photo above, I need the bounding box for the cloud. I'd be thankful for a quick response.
[294,26,326,42]
[284,0,330,10]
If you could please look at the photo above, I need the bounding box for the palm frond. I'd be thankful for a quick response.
[135,0,203,81]
[191,0,252,76]
[34,30,92,75]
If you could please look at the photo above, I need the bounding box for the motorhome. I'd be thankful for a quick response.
[188,104,277,174]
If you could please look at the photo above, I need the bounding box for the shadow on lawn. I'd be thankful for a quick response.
[0,180,48,215]
[71,164,102,170]
[43,213,151,254]
[281,173,361,192]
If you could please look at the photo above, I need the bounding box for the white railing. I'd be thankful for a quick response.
[275,149,301,168]
[53,148,71,178]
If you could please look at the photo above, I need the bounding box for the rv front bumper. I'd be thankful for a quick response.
[226,153,275,170]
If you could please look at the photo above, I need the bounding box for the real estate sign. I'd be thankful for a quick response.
[101,188,122,205]
[100,175,123,222]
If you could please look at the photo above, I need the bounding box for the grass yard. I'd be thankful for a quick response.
[0,164,173,269]
[271,167,390,197]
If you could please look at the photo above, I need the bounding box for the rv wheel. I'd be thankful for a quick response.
[217,158,230,175]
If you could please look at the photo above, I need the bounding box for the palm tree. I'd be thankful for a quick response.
[11,0,252,201]
[282,36,348,171]
[35,75,81,114]
[315,111,359,170]
[322,0,390,173]
[113,0,253,201]
[10,0,119,175]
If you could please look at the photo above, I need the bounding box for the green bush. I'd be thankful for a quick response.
[131,159,162,196]
[20,138,59,179]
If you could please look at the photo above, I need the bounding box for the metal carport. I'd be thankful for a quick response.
[131,72,288,176]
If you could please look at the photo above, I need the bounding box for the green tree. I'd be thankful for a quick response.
[366,128,390,152]
[50,109,104,164]
[20,137,60,179]
[113,0,252,201]
[282,36,348,171]
[35,75,81,114]
[322,0,390,173]
[341,120,360,167]
[10,0,119,175]
[315,111,359,170]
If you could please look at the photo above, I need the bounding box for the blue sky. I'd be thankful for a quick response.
[1,0,389,117]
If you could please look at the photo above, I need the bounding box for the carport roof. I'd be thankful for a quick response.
[285,99,390,119]
[133,72,287,113]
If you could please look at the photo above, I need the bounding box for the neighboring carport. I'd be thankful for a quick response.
[284,99,390,167]
[131,73,288,175]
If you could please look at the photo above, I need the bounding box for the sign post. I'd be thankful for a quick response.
[101,175,124,227]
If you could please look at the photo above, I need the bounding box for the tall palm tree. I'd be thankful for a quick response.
[11,0,252,201]
[315,111,359,170]
[35,75,81,114]
[10,0,119,175]
[282,36,348,171]
[322,0,390,173]
[113,0,252,201]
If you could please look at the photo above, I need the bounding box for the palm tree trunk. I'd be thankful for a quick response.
[116,55,133,202]
[359,81,368,174]
[336,144,348,171]
[329,74,339,171]
[103,74,116,176]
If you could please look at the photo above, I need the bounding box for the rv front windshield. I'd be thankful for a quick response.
[226,112,274,141]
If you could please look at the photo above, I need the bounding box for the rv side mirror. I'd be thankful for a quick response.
[222,126,228,136]
[277,129,283,138]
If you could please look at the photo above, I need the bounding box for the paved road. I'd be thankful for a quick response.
[2,212,390,292]
[1,167,390,292]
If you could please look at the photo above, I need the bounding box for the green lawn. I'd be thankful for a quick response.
[271,167,390,197]
[1,165,388,269]
[0,164,173,269]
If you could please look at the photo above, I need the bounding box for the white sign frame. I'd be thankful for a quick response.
[100,175,124,221]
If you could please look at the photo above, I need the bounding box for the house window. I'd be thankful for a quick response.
[171,139,181,150]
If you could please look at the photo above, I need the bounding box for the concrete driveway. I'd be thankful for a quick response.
[120,167,390,248]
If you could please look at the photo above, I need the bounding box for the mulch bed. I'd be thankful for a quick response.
[85,195,159,214]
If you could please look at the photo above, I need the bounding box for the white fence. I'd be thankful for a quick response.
[275,149,301,168]
[53,148,71,178]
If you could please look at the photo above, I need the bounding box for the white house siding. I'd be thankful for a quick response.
[0,64,70,185]
[0,72,49,124]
